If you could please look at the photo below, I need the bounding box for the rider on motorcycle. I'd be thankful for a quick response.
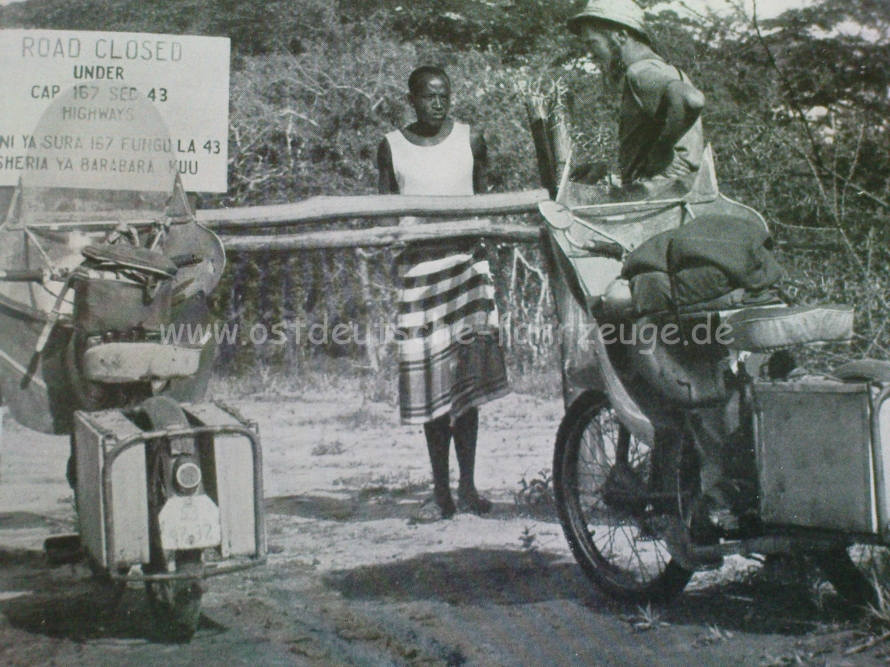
[568,0,752,539]
[568,0,706,198]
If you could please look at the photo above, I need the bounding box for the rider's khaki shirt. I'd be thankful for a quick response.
[619,58,705,184]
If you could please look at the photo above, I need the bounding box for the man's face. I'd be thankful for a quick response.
[582,25,615,63]
[409,75,451,127]
[580,23,623,82]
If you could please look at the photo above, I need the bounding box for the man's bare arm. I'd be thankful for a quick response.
[652,80,704,168]
[377,138,399,195]
[376,138,400,226]
[470,127,488,194]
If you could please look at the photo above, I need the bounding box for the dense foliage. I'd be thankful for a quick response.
[3,0,889,384]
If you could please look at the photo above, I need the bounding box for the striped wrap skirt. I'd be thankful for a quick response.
[397,241,509,425]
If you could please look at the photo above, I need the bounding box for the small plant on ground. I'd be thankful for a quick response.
[621,604,669,633]
[692,624,733,648]
[809,578,834,611]
[515,468,554,510]
[518,525,537,552]
[844,587,890,656]
[864,578,890,635]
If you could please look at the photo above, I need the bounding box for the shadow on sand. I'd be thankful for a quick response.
[0,512,69,531]
[662,555,868,636]
[266,493,557,523]
[323,546,866,637]
[326,546,609,606]
[0,546,224,643]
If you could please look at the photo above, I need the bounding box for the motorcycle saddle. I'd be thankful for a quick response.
[81,244,178,279]
[831,359,890,383]
[722,303,853,352]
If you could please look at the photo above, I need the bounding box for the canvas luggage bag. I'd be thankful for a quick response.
[73,244,176,336]
[620,215,853,350]
[621,214,783,316]
[73,276,173,336]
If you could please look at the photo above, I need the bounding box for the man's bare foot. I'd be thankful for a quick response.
[410,494,456,524]
[457,487,493,515]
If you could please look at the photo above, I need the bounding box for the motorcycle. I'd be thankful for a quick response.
[0,82,265,640]
[539,148,885,605]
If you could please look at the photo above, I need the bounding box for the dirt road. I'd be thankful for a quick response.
[0,389,886,666]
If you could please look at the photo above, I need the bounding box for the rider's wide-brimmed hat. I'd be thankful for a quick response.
[567,0,651,43]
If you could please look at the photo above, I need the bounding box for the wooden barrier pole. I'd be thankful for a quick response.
[198,189,550,230]
[220,220,541,252]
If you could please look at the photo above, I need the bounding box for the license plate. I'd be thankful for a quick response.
[159,494,222,550]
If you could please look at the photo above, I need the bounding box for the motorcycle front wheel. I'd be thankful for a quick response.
[553,392,693,604]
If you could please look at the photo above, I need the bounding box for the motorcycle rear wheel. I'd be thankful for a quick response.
[141,396,204,642]
[145,550,203,642]
[553,392,693,604]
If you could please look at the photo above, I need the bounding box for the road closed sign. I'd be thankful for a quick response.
[0,30,230,192]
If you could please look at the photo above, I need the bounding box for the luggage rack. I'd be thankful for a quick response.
[90,417,266,582]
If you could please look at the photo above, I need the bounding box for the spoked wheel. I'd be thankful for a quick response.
[141,396,204,642]
[553,392,693,604]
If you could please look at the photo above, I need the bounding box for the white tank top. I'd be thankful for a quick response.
[385,122,475,197]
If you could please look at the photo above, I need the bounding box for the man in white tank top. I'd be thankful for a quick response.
[378,67,487,204]
[377,66,508,522]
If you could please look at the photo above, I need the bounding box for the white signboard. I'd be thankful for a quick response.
[22,81,178,194]
[0,30,230,192]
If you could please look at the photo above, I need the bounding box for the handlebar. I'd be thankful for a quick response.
[0,268,71,283]
[581,240,625,260]
[0,254,193,286]
[170,253,204,268]
[0,269,49,283]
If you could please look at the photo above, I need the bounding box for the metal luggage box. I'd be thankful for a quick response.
[74,402,261,571]
[74,409,151,569]
[752,378,879,534]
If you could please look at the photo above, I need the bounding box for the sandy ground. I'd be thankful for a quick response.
[0,388,888,666]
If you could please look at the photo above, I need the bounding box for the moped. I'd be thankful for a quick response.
[539,149,885,605]
[0,83,265,640]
